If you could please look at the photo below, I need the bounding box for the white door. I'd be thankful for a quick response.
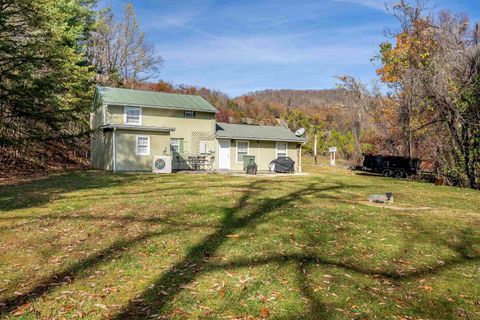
[218,140,231,170]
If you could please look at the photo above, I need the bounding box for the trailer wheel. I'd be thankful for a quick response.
[382,169,393,177]
[393,170,405,178]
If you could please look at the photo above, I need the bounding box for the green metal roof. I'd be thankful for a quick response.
[216,123,306,142]
[96,86,218,113]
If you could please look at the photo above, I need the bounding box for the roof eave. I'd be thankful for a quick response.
[104,102,219,114]
[101,124,176,132]
[215,135,306,143]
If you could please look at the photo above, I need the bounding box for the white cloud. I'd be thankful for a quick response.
[333,0,393,11]
[139,11,200,30]
[155,31,379,73]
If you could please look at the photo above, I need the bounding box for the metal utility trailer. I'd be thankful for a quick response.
[353,154,422,178]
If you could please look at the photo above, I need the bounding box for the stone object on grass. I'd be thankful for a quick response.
[368,192,394,204]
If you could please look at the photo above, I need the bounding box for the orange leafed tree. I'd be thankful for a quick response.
[376,19,436,83]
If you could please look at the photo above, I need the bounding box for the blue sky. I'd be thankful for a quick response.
[101,0,480,97]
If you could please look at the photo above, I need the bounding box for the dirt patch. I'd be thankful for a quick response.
[358,201,433,211]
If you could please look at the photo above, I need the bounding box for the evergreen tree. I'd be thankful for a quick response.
[0,0,96,171]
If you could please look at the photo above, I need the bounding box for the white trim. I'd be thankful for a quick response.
[218,139,231,170]
[199,140,208,154]
[216,140,219,170]
[124,106,142,125]
[215,135,305,143]
[276,142,288,158]
[136,135,150,156]
[112,128,116,172]
[104,102,218,114]
[170,138,182,153]
[236,140,249,163]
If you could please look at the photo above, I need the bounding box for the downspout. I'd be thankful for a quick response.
[298,144,302,173]
[112,127,116,172]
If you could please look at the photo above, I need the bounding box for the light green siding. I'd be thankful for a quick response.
[107,105,216,154]
[90,89,304,172]
[227,140,300,171]
[115,130,171,171]
[91,130,112,170]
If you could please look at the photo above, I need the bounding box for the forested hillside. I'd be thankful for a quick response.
[128,81,363,160]
[246,89,357,109]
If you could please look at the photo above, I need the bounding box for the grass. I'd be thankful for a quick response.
[0,158,479,319]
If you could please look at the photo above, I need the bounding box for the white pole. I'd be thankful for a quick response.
[330,151,336,166]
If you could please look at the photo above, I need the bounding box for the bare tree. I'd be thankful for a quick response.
[87,4,163,86]
[408,13,480,188]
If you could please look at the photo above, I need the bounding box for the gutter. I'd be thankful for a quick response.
[105,102,218,114]
[101,124,176,132]
[215,135,307,143]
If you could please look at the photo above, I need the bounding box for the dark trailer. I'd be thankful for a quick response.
[354,154,421,178]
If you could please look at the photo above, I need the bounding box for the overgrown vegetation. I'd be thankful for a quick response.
[339,0,480,188]
[0,1,161,177]
[0,0,97,175]
[0,161,479,318]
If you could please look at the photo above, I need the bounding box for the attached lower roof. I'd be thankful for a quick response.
[96,86,218,113]
[100,124,176,132]
[215,123,306,142]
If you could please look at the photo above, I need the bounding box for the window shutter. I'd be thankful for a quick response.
[180,139,184,153]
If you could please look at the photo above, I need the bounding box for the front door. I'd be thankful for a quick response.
[218,139,231,170]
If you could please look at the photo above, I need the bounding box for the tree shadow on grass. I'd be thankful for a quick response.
[191,245,479,319]
[111,180,353,319]
[0,172,143,212]
[1,178,328,316]
[110,177,479,319]
[0,211,221,232]
[3,174,476,319]
[0,172,225,212]
[0,227,182,315]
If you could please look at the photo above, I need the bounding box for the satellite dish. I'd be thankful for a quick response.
[295,128,305,137]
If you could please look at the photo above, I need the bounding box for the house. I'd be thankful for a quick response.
[91,86,306,172]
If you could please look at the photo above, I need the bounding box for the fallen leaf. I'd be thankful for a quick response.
[259,306,270,318]
[218,288,225,298]
[418,285,433,291]
[226,234,240,239]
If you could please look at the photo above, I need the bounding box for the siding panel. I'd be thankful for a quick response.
[115,130,170,171]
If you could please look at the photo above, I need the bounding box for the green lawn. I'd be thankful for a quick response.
[0,159,479,319]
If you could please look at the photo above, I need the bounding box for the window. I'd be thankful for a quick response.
[276,142,287,158]
[200,141,208,154]
[236,141,249,163]
[136,136,150,155]
[124,107,141,125]
[170,138,183,153]
[184,110,196,118]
